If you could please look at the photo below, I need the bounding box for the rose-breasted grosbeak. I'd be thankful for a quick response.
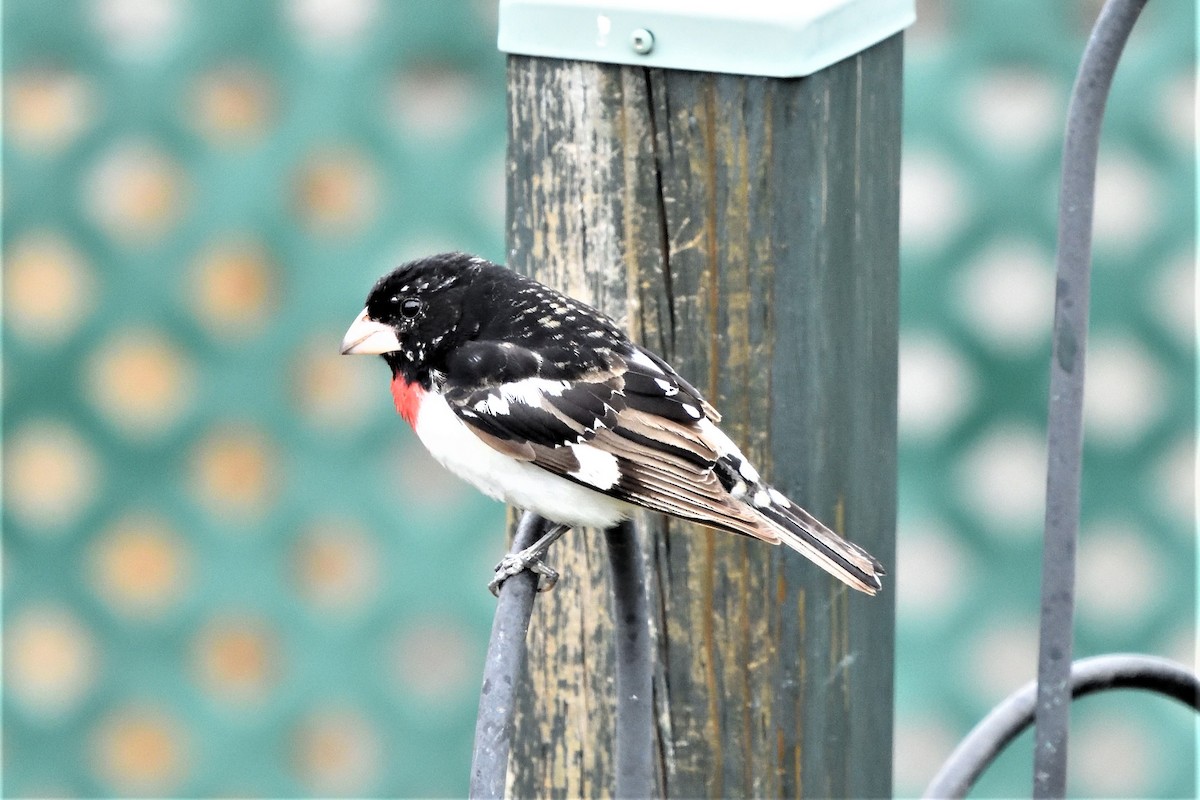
[341,252,885,595]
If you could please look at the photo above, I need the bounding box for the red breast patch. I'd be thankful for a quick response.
[390,377,425,428]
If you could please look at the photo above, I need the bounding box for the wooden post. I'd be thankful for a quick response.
[505,36,901,798]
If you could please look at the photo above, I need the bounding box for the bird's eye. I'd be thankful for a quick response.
[400,298,422,318]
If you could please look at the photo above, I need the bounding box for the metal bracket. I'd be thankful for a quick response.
[498,0,915,78]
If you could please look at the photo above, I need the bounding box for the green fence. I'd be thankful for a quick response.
[3,1,1194,797]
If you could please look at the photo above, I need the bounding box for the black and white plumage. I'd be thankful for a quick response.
[341,252,885,595]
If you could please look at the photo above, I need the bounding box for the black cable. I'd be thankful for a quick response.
[1034,0,1147,796]
[604,520,655,798]
[923,654,1200,799]
[469,511,546,800]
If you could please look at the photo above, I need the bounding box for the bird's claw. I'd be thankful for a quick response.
[488,553,559,596]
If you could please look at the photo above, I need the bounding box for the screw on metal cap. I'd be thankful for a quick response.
[630,28,654,55]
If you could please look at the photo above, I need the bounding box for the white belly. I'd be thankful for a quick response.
[412,391,633,529]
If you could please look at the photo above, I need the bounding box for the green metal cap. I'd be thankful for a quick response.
[497,0,915,78]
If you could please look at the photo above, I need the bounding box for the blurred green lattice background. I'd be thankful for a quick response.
[2,1,1194,797]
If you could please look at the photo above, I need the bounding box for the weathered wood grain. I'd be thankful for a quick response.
[505,35,901,798]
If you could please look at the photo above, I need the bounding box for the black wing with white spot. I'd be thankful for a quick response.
[442,342,884,594]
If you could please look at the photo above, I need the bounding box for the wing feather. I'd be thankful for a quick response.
[440,344,882,593]
[442,352,763,531]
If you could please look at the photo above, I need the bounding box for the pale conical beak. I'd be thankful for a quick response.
[341,308,402,355]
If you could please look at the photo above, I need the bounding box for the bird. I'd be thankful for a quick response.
[341,252,885,596]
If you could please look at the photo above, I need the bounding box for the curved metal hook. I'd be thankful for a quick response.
[924,654,1200,799]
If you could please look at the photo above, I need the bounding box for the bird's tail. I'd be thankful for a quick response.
[754,490,885,595]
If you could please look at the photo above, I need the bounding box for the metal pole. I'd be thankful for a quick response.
[469,511,546,800]
[1034,0,1148,796]
[604,520,655,798]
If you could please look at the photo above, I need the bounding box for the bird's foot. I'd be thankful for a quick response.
[488,553,560,596]
[487,522,571,596]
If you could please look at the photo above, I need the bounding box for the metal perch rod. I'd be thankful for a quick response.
[604,521,654,798]
[469,514,655,799]
[1034,0,1147,795]
[470,511,544,800]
